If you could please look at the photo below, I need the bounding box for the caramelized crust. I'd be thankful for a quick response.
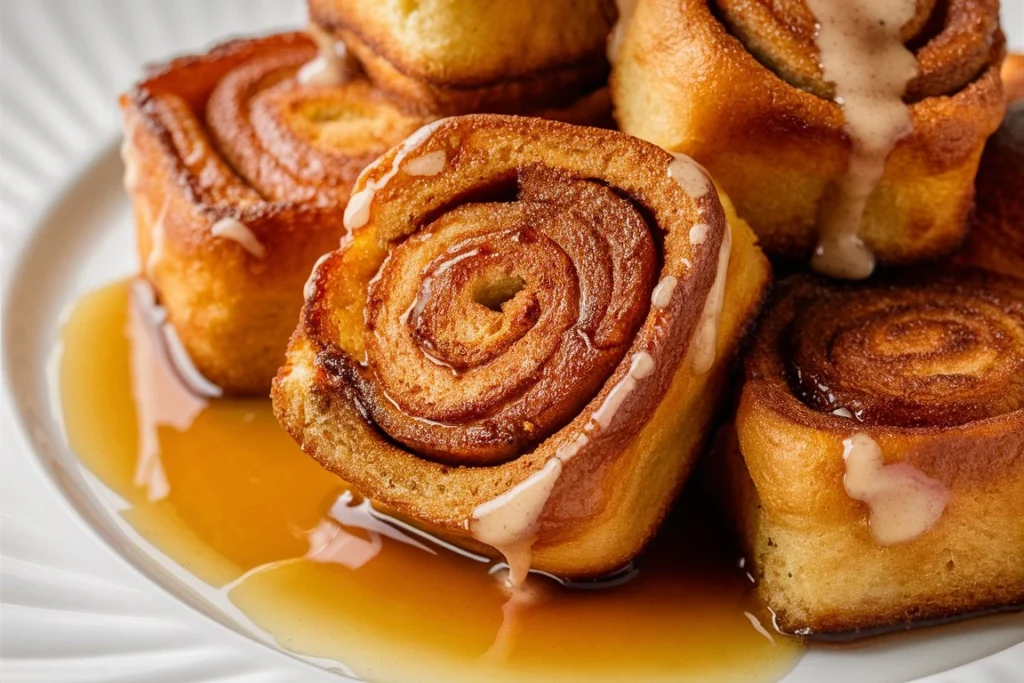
[121,32,426,394]
[611,0,1007,264]
[956,82,1024,278]
[726,272,1024,634]
[307,0,616,120]
[273,115,771,577]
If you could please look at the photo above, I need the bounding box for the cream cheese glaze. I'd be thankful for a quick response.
[343,119,448,231]
[467,153,727,586]
[210,217,266,259]
[691,223,732,375]
[842,432,950,545]
[470,351,656,587]
[297,24,352,86]
[806,0,918,280]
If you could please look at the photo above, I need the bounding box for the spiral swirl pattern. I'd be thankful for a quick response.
[274,114,774,577]
[121,32,426,394]
[713,0,1003,101]
[360,168,656,464]
[301,116,725,467]
[751,272,1024,427]
[140,32,425,206]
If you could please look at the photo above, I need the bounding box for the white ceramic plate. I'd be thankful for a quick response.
[2,1,1023,681]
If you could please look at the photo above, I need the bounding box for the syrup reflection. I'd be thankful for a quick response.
[127,280,209,502]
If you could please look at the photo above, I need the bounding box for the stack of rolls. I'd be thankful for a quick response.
[120,0,1024,639]
[122,1,618,394]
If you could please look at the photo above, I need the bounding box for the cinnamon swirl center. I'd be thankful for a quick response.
[358,168,657,466]
[784,276,1024,427]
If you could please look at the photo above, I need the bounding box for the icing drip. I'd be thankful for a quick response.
[343,119,448,232]
[842,433,949,545]
[668,153,712,199]
[211,217,266,259]
[591,351,656,430]
[128,281,207,502]
[481,573,547,662]
[298,24,351,86]
[403,150,447,177]
[304,252,332,302]
[807,0,918,280]
[691,223,732,375]
[469,351,656,587]
[651,276,678,310]
[128,281,225,499]
[832,407,854,419]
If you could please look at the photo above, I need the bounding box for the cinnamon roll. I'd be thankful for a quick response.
[272,115,771,580]
[306,0,616,124]
[724,271,1024,635]
[121,32,427,394]
[611,0,1007,278]
[955,58,1024,278]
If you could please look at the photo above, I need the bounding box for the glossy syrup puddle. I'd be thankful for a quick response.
[58,279,802,683]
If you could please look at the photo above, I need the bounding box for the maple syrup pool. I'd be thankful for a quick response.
[57,279,802,683]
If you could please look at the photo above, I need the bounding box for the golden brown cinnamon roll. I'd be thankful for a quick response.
[723,271,1024,635]
[611,0,1006,278]
[121,32,426,394]
[955,56,1024,279]
[272,115,771,581]
[306,0,616,123]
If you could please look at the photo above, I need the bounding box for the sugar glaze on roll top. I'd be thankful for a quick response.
[210,218,266,259]
[298,23,352,86]
[468,153,730,588]
[842,433,949,545]
[343,119,449,232]
[806,0,918,280]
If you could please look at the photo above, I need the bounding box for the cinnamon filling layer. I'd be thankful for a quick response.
[712,0,1002,102]
[134,32,424,207]
[779,274,1024,427]
[345,169,656,466]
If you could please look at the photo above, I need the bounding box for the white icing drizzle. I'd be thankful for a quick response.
[146,200,170,277]
[689,222,709,246]
[304,252,332,302]
[160,318,224,398]
[651,276,678,310]
[127,280,226,499]
[469,351,656,587]
[832,407,854,419]
[403,150,447,177]
[806,0,918,280]
[842,432,949,546]
[128,281,207,502]
[343,119,448,232]
[298,24,350,86]
[668,152,712,199]
[691,223,732,375]
[481,574,546,662]
[744,611,776,644]
[210,217,266,259]
[591,351,656,430]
